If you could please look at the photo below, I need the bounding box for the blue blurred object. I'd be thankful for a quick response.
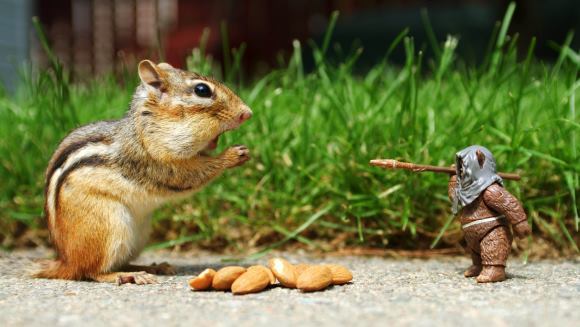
[0,0,33,93]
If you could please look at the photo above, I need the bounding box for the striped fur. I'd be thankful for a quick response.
[35,60,252,283]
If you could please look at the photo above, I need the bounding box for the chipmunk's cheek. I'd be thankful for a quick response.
[198,119,222,153]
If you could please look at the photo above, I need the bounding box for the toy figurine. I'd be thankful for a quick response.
[370,145,531,283]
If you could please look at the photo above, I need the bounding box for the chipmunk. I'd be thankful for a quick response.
[34,60,253,284]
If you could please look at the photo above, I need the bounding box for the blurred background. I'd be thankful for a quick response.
[0,1,578,254]
[1,0,579,90]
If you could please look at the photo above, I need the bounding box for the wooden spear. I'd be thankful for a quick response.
[369,159,521,181]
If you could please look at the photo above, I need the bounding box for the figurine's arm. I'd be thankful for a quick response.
[483,184,531,238]
[448,174,458,202]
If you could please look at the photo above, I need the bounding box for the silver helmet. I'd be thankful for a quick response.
[452,145,503,213]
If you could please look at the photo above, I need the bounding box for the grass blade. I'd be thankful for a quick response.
[224,204,333,262]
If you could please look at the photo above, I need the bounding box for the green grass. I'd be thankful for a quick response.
[0,4,578,255]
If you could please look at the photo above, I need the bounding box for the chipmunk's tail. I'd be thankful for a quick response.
[32,259,81,280]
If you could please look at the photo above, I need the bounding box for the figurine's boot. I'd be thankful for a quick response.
[477,225,511,283]
[464,253,482,277]
[476,265,506,283]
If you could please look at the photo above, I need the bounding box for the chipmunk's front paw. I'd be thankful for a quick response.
[222,145,250,168]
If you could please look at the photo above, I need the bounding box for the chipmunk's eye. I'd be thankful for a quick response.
[193,83,212,98]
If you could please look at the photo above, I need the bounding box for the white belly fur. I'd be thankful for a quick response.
[105,205,154,272]
[107,179,171,271]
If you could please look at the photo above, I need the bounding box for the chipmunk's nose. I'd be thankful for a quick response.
[238,108,253,123]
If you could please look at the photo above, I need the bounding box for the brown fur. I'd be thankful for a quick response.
[449,175,530,283]
[35,60,252,283]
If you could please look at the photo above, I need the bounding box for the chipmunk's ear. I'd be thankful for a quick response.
[138,60,163,89]
[476,149,486,168]
[157,62,174,70]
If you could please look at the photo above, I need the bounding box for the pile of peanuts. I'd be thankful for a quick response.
[188,257,353,295]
